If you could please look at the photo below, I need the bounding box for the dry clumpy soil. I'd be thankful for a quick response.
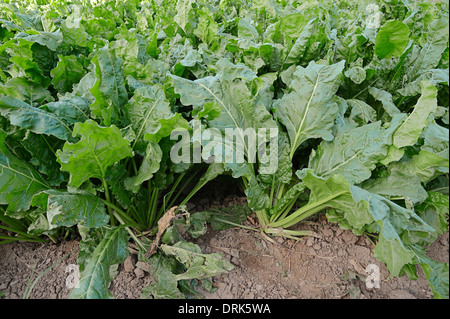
[0,193,448,299]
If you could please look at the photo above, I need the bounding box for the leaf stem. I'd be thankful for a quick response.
[110,211,146,252]
[269,191,346,228]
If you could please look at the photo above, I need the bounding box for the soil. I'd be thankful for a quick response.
[0,183,448,300]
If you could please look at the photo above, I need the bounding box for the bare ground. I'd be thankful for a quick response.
[0,194,448,299]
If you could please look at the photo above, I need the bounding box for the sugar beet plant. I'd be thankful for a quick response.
[0,0,449,298]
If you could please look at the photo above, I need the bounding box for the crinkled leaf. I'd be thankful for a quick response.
[308,115,404,184]
[161,241,234,281]
[56,119,132,188]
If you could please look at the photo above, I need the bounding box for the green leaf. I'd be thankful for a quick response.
[245,176,271,211]
[258,129,292,186]
[125,140,162,192]
[124,84,173,153]
[174,0,196,33]
[140,254,185,299]
[32,189,109,229]
[414,191,449,243]
[50,55,87,94]
[3,38,49,86]
[70,226,129,299]
[399,150,449,183]
[21,132,66,186]
[39,96,91,126]
[393,81,437,148]
[345,66,366,84]
[368,87,401,118]
[273,61,345,160]
[296,170,436,277]
[0,77,53,105]
[308,115,404,184]
[15,29,63,52]
[421,121,449,160]
[412,245,449,299]
[105,164,132,209]
[362,164,427,205]
[89,47,128,126]
[171,62,277,178]
[406,18,449,81]
[0,129,49,213]
[56,119,133,188]
[347,99,377,125]
[280,12,308,42]
[283,18,317,68]
[193,7,218,45]
[375,20,409,59]
[0,96,73,141]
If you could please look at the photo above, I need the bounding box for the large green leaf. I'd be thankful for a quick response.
[56,119,133,188]
[0,129,49,214]
[362,164,427,205]
[375,20,410,59]
[123,84,173,153]
[171,61,277,178]
[89,47,128,126]
[393,80,437,148]
[70,226,129,299]
[308,115,404,184]
[414,191,449,243]
[273,61,345,160]
[0,96,73,141]
[39,96,91,126]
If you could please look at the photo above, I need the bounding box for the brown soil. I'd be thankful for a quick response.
[0,194,448,299]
